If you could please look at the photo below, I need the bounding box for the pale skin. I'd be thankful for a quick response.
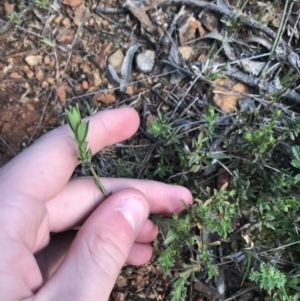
[0,107,193,301]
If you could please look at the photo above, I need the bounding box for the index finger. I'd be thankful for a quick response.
[0,107,140,201]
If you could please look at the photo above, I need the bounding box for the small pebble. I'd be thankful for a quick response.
[43,56,51,65]
[10,72,22,79]
[135,50,155,73]
[54,15,63,24]
[62,18,71,27]
[125,85,133,95]
[81,80,89,90]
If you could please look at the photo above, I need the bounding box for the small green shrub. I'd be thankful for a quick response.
[34,0,49,9]
[8,11,22,24]
[67,104,300,300]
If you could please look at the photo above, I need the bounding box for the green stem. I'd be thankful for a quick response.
[89,165,108,197]
[261,0,289,77]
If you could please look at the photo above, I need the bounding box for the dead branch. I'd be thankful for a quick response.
[224,66,300,103]
[171,0,300,73]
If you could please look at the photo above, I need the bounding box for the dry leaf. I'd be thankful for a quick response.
[94,42,113,69]
[136,274,146,289]
[116,275,127,288]
[179,16,202,44]
[200,11,219,32]
[178,45,194,60]
[197,23,206,37]
[73,4,90,27]
[246,36,272,50]
[56,28,75,43]
[241,59,265,76]
[94,93,116,104]
[212,78,250,113]
[26,70,34,79]
[10,72,22,79]
[194,280,221,300]
[20,97,30,104]
[91,70,102,87]
[43,14,56,37]
[259,3,282,27]
[4,2,15,14]
[164,41,186,85]
[125,86,134,95]
[54,15,63,24]
[56,82,68,102]
[0,64,12,81]
[81,80,89,90]
[35,67,44,81]
[108,49,124,73]
[198,53,207,62]
[51,0,61,11]
[62,17,71,26]
[292,2,300,12]
[62,0,82,8]
[271,13,282,28]
[201,32,236,61]
[217,168,230,190]
[124,0,158,32]
[114,292,125,301]
[82,65,101,90]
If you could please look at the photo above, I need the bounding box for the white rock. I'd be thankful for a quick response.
[25,55,42,66]
[135,50,155,73]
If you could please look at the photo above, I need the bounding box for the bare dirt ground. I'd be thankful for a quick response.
[1,0,300,300]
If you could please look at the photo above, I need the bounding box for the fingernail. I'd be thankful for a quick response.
[117,197,146,231]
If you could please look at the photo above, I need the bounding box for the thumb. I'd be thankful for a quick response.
[36,189,149,301]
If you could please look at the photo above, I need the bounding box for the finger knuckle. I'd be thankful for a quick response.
[85,230,127,273]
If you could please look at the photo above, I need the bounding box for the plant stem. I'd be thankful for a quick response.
[89,164,108,197]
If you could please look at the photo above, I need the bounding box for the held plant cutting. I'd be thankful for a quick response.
[65,104,108,197]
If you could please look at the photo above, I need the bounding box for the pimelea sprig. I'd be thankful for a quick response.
[65,104,108,197]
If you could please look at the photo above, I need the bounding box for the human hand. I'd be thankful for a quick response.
[0,107,192,300]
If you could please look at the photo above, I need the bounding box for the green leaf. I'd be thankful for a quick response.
[288,283,300,292]
[66,110,78,133]
[249,263,286,290]
[156,248,176,274]
[207,152,229,159]
[76,122,89,143]
[79,141,88,154]
[66,105,82,134]
[164,228,177,245]
[292,146,300,161]
[85,149,92,162]
[291,160,300,168]
[190,164,201,173]
[149,122,168,137]
[40,37,55,47]
[85,101,93,116]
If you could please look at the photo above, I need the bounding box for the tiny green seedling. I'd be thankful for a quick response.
[8,11,22,25]
[40,37,55,47]
[65,104,108,197]
[202,106,218,133]
[34,0,49,9]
